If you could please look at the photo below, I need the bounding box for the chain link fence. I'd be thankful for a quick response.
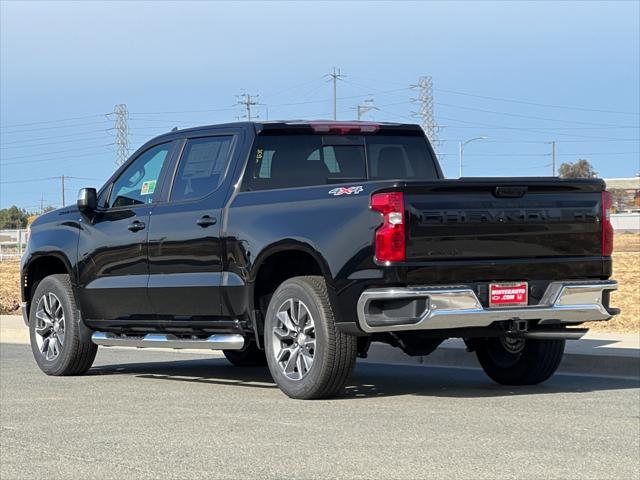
[0,229,29,261]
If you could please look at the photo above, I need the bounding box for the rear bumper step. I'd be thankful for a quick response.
[91,332,245,350]
[357,280,618,334]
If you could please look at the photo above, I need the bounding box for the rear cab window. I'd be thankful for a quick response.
[243,130,439,191]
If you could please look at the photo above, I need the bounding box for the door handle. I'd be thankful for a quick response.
[197,215,217,228]
[128,221,146,232]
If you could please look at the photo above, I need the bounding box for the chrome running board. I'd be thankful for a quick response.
[91,332,245,350]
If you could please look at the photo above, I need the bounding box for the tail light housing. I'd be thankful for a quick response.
[371,191,405,263]
[601,190,614,256]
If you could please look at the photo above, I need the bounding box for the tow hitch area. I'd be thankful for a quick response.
[505,320,588,340]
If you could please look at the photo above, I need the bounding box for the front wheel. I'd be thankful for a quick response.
[29,274,97,376]
[264,276,357,400]
[475,336,565,385]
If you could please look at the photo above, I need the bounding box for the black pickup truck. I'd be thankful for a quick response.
[21,121,618,399]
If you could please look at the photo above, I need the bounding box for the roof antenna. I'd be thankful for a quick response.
[171,126,178,132]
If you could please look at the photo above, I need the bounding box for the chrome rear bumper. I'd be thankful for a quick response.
[356,280,618,333]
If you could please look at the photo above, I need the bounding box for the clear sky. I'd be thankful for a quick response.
[1,0,639,210]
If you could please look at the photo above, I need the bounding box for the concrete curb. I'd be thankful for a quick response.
[2,315,639,379]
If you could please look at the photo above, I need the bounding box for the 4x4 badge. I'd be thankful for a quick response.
[328,186,364,196]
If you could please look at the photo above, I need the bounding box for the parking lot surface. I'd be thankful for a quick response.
[1,343,639,479]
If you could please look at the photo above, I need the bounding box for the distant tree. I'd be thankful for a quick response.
[558,159,597,178]
[608,188,630,212]
[0,205,30,229]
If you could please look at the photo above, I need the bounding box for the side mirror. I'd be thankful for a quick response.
[77,188,97,214]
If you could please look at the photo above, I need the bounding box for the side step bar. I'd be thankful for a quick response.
[91,332,245,350]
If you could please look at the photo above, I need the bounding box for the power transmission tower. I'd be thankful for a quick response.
[355,99,378,120]
[325,67,346,120]
[114,104,130,166]
[236,93,260,121]
[410,76,440,153]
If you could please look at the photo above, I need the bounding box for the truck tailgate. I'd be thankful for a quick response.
[403,178,604,261]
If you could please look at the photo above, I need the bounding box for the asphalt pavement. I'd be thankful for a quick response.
[1,342,639,479]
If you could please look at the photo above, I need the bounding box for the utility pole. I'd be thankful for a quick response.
[114,104,130,166]
[546,141,557,176]
[356,99,378,121]
[325,67,346,120]
[411,76,440,154]
[61,175,65,207]
[40,193,44,215]
[236,93,260,121]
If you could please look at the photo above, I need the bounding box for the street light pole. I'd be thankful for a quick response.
[459,136,488,177]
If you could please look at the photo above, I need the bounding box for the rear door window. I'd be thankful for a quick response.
[170,136,234,202]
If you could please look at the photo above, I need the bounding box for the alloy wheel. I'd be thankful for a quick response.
[271,298,316,381]
[34,293,65,361]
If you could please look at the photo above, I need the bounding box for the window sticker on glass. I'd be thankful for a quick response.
[140,180,157,196]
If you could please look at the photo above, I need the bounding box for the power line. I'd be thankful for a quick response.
[0,175,100,185]
[461,151,638,157]
[1,148,114,167]
[435,101,636,127]
[435,87,640,116]
[0,129,113,146]
[0,143,114,161]
[0,113,109,129]
[129,106,238,116]
[0,120,113,135]
[1,133,112,149]
[437,115,638,141]
[438,138,640,143]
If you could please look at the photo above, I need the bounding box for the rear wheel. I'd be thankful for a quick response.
[475,336,565,385]
[29,274,97,376]
[264,276,357,399]
[223,342,267,367]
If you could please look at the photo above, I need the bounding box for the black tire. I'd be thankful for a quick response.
[28,274,97,376]
[475,336,565,385]
[264,276,357,400]
[223,342,267,367]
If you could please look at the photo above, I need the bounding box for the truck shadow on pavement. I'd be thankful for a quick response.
[88,357,640,399]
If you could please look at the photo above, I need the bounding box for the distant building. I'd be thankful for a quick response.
[604,175,640,211]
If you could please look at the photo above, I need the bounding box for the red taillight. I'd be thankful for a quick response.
[601,190,614,256]
[371,191,405,263]
[309,122,379,135]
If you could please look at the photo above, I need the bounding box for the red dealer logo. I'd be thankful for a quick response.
[489,282,528,307]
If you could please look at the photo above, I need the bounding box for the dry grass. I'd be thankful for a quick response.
[604,233,640,333]
[0,259,21,314]
[1,236,638,331]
